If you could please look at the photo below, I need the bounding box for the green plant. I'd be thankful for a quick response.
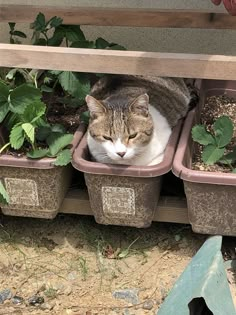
[8,22,27,44]
[29,13,125,107]
[44,287,58,299]
[192,115,236,172]
[0,81,73,166]
[78,256,88,281]
[6,13,126,110]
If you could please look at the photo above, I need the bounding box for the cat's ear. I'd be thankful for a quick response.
[85,95,106,117]
[129,94,149,117]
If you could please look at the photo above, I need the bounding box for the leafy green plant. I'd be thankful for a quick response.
[192,116,236,172]
[5,13,126,108]
[0,81,73,166]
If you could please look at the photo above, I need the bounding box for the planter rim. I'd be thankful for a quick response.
[172,80,236,186]
[0,126,85,169]
[72,121,182,178]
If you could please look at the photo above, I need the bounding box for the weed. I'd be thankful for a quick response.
[78,256,88,281]
[44,287,58,299]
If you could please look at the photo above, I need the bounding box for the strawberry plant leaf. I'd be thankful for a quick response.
[46,16,63,28]
[58,71,90,99]
[95,37,109,49]
[0,181,9,205]
[53,149,72,166]
[220,147,236,164]
[27,148,49,159]
[22,123,35,144]
[40,85,54,93]
[12,31,27,38]
[31,12,46,32]
[0,81,10,123]
[36,126,51,141]
[8,22,15,32]
[9,84,42,114]
[21,101,46,123]
[213,116,233,148]
[202,144,225,165]
[80,111,90,124]
[10,124,25,149]
[71,40,95,48]
[108,44,126,50]
[191,125,215,145]
[47,31,64,46]
[51,124,66,134]
[0,104,9,124]
[47,133,73,156]
[5,68,18,80]
[53,25,85,43]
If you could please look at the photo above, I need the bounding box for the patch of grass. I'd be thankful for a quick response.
[44,287,58,299]
[78,256,88,281]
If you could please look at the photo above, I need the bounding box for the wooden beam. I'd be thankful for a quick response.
[60,190,189,224]
[0,44,235,80]
[0,5,235,29]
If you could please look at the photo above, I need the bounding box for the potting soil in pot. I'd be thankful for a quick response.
[193,94,236,173]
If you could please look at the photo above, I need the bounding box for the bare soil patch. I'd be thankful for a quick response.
[0,215,206,315]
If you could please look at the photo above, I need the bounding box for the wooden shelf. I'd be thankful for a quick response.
[0,44,235,80]
[60,190,189,224]
[0,5,235,29]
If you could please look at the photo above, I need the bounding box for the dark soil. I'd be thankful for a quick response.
[192,95,236,173]
[45,95,88,134]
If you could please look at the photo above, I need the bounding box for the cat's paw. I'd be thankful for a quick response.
[148,154,164,166]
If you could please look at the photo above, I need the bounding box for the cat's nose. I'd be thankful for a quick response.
[117,152,126,158]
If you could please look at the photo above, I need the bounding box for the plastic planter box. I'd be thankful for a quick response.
[0,127,80,219]
[173,80,236,236]
[72,123,182,228]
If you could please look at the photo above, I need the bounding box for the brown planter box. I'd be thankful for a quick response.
[0,128,82,219]
[173,80,236,236]
[72,123,182,228]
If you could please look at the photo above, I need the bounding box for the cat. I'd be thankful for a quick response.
[85,75,192,166]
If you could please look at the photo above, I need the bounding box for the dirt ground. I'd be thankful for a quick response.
[0,214,235,315]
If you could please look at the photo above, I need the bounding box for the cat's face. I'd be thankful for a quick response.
[86,94,154,163]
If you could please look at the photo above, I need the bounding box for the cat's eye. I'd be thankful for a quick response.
[103,135,112,141]
[129,133,138,140]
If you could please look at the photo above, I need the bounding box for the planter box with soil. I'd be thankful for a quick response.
[173,80,236,236]
[0,126,79,219]
[72,123,182,228]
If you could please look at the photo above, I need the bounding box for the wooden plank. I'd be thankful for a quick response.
[60,190,189,224]
[0,44,235,80]
[0,5,235,29]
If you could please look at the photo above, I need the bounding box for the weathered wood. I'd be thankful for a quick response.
[0,44,235,80]
[60,190,189,224]
[0,5,235,29]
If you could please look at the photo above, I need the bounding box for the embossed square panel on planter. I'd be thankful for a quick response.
[0,127,82,219]
[72,123,182,228]
[172,80,236,236]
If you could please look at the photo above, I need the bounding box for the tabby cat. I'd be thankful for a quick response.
[85,75,192,166]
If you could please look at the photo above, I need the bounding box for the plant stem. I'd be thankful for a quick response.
[0,142,10,154]
[222,156,234,171]
[66,38,69,47]
[34,71,38,89]
[42,32,49,45]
